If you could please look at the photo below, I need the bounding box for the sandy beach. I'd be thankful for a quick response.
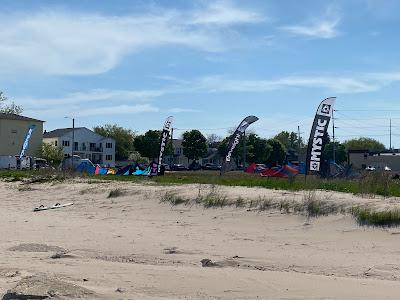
[1,179,400,299]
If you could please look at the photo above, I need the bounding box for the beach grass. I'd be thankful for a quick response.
[107,188,125,198]
[2,169,400,198]
[92,170,400,198]
[351,207,400,227]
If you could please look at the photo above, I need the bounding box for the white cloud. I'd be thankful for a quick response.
[193,72,400,94]
[280,6,340,39]
[21,87,201,118]
[77,104,159,116]
[19,89,165,106]
[0,2,264,76]
[167,108,201,113]
[191,0,265,26]
[281,19,339,39]
[0,11,217,75]
[20,71,400,118]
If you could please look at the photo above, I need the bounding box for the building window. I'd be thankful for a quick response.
[106,155,113,160]
[11,129,17,134]
[106,142,113,149]
[74,142,78,151]
[62,140,70,147]
[55,141,58,146]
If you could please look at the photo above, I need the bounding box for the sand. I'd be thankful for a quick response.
[1,179,400,299]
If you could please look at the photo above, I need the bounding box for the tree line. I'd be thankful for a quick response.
[38,123,387,167]
[89,125,386,166]
[0,91,387,166]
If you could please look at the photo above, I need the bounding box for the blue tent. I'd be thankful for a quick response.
[76,161,96,174]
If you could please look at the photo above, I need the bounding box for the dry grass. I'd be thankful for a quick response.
[159,186,400,227]
[160,192,188,206]
[108,188,125,198]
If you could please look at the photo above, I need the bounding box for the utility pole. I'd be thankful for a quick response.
[243,130,246,168]
[332,110,336,164]
[390,119,392,151]
[297,125,301,160]
[170,127,174,167]
[64,116,75,169]
[72,118,75,159]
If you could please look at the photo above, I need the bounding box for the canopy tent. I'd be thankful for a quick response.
[75,161,96,175]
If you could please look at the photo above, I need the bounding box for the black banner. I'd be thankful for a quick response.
[150,116,173,176]
[306,97,336,175]
[221,115,259,173]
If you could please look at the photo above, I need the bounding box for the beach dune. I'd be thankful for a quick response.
[1,180,400,299]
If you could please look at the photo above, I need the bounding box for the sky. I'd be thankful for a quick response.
[1,0,400,147]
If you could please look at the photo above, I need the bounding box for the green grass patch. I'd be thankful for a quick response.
[351,207,400,227]
[3,169,400,199]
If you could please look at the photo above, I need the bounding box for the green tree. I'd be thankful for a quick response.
[274,131,304,151]
[265,139,286,166]
[134,130,161,160]
[343,137,385,152]
[207,133,222,148]
[218,134,272,165]
[40,143,64,166]
[128,151,150,165]
[134,130,173,161]
[323,142,347,164]
[94,124,135,161]
[246,134,272,164]
[0,91,23,114]
[182,130,208,161]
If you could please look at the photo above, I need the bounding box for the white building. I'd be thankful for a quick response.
[43,127,116,167]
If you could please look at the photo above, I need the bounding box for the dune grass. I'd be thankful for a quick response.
[3,169,400,227]
[107,188,125,198]
[95,170,400,198]
[160,192,188,206]
[2,169,400,198]
[351,207,400,227]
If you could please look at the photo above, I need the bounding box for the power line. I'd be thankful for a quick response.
[336,109,400,112]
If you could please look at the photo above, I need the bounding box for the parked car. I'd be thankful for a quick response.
[162,164,170,171]
[188,161,202,171]
[202,163,221,170]
[365,165,376,171]
[384,166,392,171]
[34,158,52,170]
[171,164,187,171]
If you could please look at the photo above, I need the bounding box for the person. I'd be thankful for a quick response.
[159,164,165,176]
[128,165,134,176]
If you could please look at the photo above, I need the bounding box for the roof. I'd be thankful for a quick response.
[43,127,115,142]
[43,127,85,138]
[0,113,44,122]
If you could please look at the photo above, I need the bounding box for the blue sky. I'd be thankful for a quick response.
[1,0,400,147]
